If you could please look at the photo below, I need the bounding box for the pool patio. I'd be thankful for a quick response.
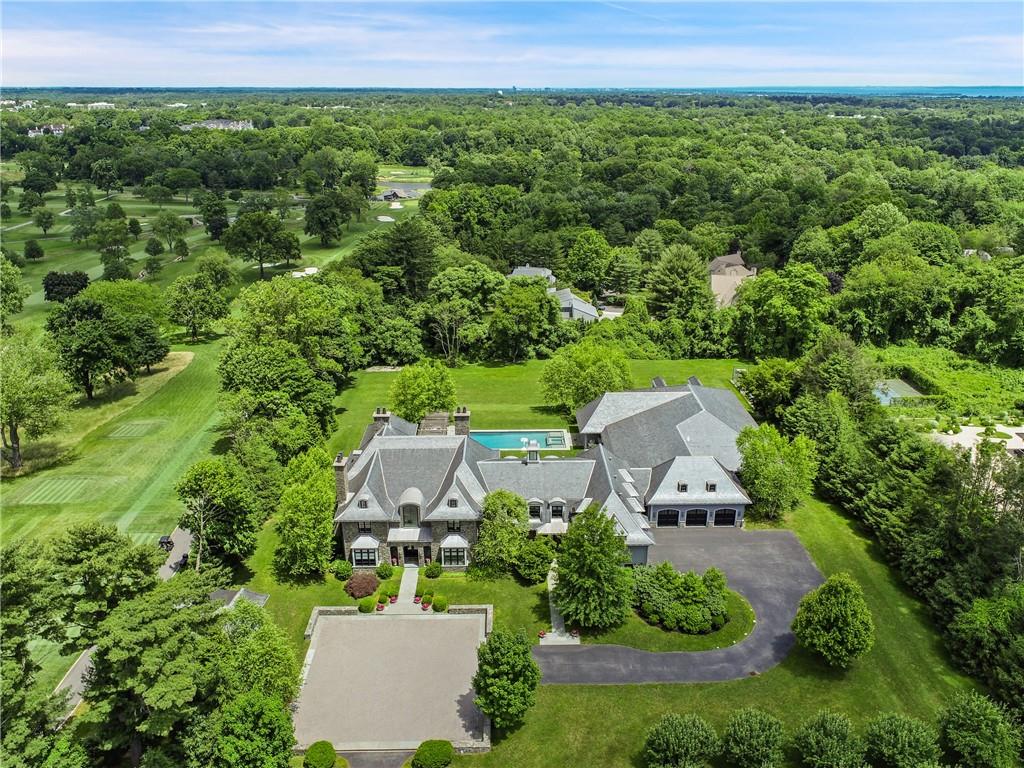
[469,428,573,451]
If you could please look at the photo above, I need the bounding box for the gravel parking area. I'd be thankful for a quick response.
[294,613,487,752]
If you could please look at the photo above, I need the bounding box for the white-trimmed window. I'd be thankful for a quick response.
[357,521,372,533]
[447,497,458,508]
[551,504,564,518]
[442,548,466,566]
[706,482,717,493]
[528,503,542,518]
[352,549,377,567]
[447,520,461,532]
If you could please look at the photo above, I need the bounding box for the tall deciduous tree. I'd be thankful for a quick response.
[387,359,457,423]
[176,456,263,566]
[223,212,295,279]
[564,228,611,295]
[152,210,188,252]
[554,502,631,630]
[737,424,818,521]
[473,490,529,575]
[488,277,560,363]
[198,194,230,241]
[166,274,229,342]
[1,256,29,326]
[46,296,138,399]
[42,270,89,303]
[541,340,632,413]
[275,447,336,577]
[471,628,540,730]
[31,207,54,234]
[0,332,75,469]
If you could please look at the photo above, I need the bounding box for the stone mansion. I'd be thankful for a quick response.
[334,379,755,569]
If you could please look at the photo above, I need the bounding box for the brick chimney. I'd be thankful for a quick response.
[334,452,349,502]
[454,406,471,435]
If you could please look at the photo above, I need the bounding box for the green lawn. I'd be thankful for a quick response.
[452,497,974,768]
[581,590,754,653]
[417,572,551,643]
[238,521,403,658]
[328,358,744,455]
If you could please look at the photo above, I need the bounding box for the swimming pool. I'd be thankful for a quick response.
[470,429,571,451]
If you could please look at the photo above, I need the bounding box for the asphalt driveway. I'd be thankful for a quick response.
[534,527,823,684]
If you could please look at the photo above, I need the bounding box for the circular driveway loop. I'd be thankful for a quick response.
[534,528,824,684]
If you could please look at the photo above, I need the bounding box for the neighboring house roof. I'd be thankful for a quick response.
[552,287,598,322]
[210,588,270,609]
[708,253,755,307]
[510,264,555,283]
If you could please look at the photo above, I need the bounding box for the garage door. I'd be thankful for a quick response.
[685,509,708,527]
[657,509,679,527]
[714,509,737,527]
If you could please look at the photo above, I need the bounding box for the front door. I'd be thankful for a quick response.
[403,545,418,565]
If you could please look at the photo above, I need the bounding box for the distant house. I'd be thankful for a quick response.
[86,102,115,110]
[381,189,409,201]
[164,102,189,108]
[963,248,992,262]
[508,264,599,323]
[708,252,756,307]
[179,118,254,132]
[27,123,69,138]
[334,379,755,569]
[210,588,270,609]
[510,263,556,286]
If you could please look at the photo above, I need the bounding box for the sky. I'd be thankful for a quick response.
[2,1,1022,88]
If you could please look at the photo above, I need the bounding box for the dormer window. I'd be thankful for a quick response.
[528,503,541,518]
[358,499,368,509]
[677,482,688,493]
[706,482,717,493]
[447,498,458,508]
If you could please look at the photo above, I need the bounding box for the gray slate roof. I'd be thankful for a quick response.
[647,456,750,506]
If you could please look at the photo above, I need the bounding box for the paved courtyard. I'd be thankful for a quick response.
[535,527,823,683]
[294,613,488,752]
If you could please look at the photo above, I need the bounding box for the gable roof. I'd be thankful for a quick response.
[552,287,598,320]
[646,455,750,506]
[577,383,755,471]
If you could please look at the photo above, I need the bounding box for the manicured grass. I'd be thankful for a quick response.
[418,572,550,643]
[581,590,754,652]
[289,756,350,768]
[328,358,744,455]
[452,497,974,768]
[238,521,403,659]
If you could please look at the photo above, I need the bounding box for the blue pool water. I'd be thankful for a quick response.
[470,429,568,451]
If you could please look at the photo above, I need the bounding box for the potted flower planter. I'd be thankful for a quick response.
[376,603,384,611]
[389,595,397,603]
[414,596,421,603]
[538,630,547,638]
[421,603,429,611]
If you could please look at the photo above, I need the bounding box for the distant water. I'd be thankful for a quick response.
[688,85,1024,98]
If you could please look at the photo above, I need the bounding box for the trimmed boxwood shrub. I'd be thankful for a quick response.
[643,712,719,768]
[331,560,353,581]
[415,585,425,598]
[345,571,379,599]
[432,595,449,612]
[421,590,433,604]
[794,711,863,768]
[722,708,784,768]
[304,740,336,768]
[412,739,454,768]
[632,563,729,635]
[358,596,376,613]
[425,561,443,578]
[792,573,874,668]
[514,537,554,584]
[376,562,394,579]
[863,713,938,768]
[377,593,387,605]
